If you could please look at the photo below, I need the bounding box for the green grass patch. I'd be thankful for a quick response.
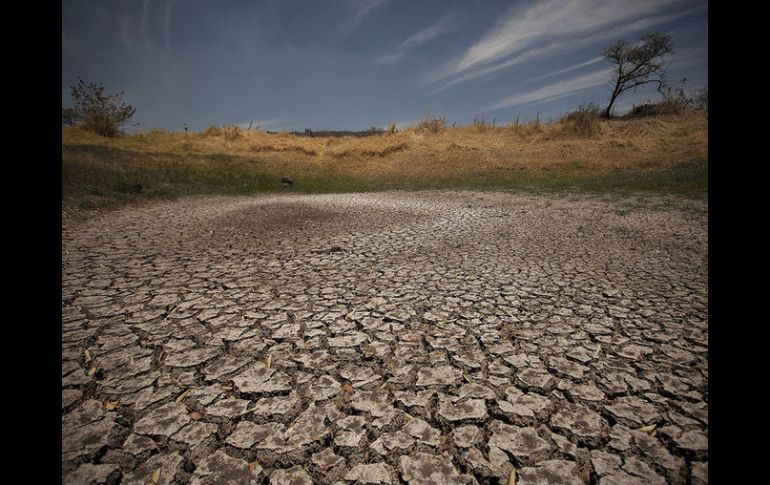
[63,143,707,214]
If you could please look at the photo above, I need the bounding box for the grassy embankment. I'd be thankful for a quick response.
[62,111,707,214]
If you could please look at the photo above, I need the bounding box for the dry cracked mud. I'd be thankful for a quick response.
[62,191,708,484]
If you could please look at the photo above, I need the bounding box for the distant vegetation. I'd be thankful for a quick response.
[62,39,708,218]
[627,81,708,118]
[561,103,602,138]
[63,109,707,217]
[62,77,136,137]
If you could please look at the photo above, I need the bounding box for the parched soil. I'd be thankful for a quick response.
[62,191,708,485]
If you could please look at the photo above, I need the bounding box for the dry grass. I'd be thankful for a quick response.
[62,110,707,214]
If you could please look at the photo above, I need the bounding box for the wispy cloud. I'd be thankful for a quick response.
[141,0,151,47]
[483,42,706,113]
[380,14,455,63]
[342,0,390,35]
[116,0,174,54]
[118,13,134,49]
[525,57,605,84]
[162,0,175,54]
[483,67,613,111]
[428,0,692,89]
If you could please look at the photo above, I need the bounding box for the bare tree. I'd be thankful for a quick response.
[602,31,673,118]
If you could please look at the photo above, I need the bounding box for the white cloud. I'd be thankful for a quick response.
[118,14,134,49]
[380,14,455,62]
[428,0,692,88]
[163,0,175,54]
[525,57,604,84]
[483,67,613,111]
[342,0,390,35]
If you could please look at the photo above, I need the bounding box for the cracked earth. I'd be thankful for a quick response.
[62,191,708,484]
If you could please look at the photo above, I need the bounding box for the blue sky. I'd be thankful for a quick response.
[62,0,708,132]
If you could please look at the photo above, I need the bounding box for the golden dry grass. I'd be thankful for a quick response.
[62,110,707,214]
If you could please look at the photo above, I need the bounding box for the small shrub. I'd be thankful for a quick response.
[202,126,223,137]
[472,114,493,133]
[626,80,694,118]
[223,125,242,141]
[562,102,601,138]
[81,111,121,138]
[62,77,136,137]
[416,117,447,134]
